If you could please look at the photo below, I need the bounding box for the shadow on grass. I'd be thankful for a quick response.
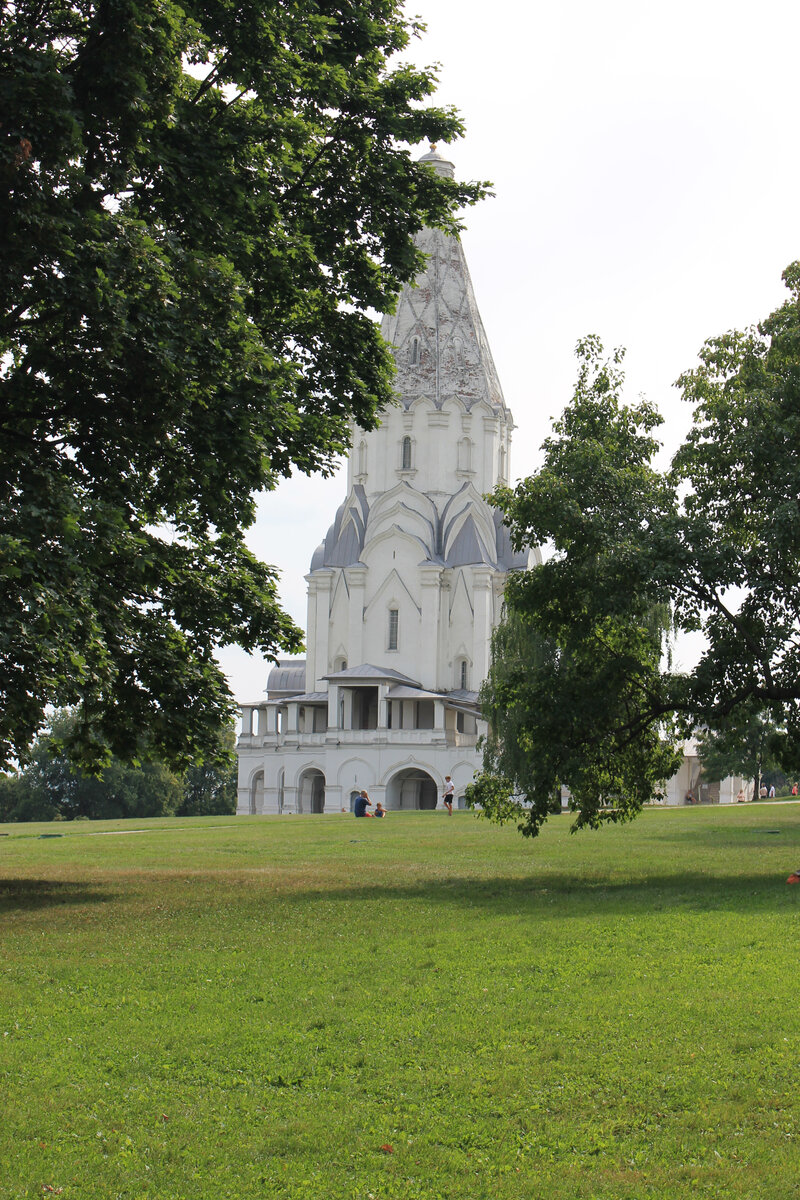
[650,825,800,849]
[278,869,800,917]
[0,878,117,913]
[2,868,798,920]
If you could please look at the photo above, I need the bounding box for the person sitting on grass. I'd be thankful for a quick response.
[353,790,373,818]
[374,802,386,818]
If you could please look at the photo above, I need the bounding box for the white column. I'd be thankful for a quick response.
[482,415,499,492]
[433,700,447,745]
[308,570,333,689]
[326,784,345,813]
[346,566,367,666]
[305,575,318,689]
[472,567,494,686]
[327,685,341,732]
[419,565,442,690]
[377,683,389,729]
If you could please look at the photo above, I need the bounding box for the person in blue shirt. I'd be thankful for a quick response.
[353,790,373,817]
[374,802,386,818]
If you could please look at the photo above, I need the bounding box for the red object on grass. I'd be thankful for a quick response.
[380,1144,394,1153]
[786,873,800,884]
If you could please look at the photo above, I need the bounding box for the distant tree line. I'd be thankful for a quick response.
[0,711,236,822]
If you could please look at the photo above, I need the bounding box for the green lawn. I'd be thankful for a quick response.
[2,805,799,1199]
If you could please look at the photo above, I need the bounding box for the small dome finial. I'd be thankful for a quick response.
[418,143,455,179]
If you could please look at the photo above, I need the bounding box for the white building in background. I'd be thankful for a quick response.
[236,149,746,815]
[237,147,539,814]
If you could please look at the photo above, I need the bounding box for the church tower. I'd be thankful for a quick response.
[237,149,538,815]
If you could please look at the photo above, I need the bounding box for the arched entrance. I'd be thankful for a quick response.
[249,770,264,814]
[298,768,326,814]
[385,768,438,811]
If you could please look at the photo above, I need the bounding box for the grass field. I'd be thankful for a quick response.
[2,804,800,1199]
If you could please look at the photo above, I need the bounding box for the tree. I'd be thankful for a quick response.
[1,0,485,773]
[467,339,683,836]
[12,710,183,820]
[472,266,800,835]
[0,772,40,823]
[176,724,237,815]
[695,708,779,801]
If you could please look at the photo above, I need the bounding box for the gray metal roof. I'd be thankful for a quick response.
[385,685,441,700]
[266,661,307,697]
[323,663,421,686]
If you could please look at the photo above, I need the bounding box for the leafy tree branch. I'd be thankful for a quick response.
[470,273,800,834]
[1,0,488,771]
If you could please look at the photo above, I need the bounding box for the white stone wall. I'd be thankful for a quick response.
[346,399,510,506]
[237,728,482,816]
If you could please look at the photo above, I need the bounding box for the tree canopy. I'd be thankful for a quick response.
[470,267,800,836]
[1,0,485,772]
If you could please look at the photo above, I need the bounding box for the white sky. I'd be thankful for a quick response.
[218,0,800,701]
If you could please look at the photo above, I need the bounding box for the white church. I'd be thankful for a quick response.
[237,146,539,814]
[236,148,745,815]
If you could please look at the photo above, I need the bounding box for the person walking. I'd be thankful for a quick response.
[442,776,455,816]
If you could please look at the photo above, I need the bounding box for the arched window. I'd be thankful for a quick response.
[277,768,285,814]
[358,439,367,477]
[457,437,472,472]
[401,436,412,470]
[409,336,420,365]
[388,608,399,650]
[460,659,469,689]
[498,444,506,483]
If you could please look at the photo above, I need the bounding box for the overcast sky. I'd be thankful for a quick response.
[218,0,800,701]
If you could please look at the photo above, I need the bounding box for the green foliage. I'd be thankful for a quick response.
[11,711,183,820]
[469,339,683,836]
[696,707,779,798]
[3,709,235,820]
[673,264,800,760]
[475,269,800,835]
[2,808,800,1198]
[0,0,486,773]
[176,725,237,815]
